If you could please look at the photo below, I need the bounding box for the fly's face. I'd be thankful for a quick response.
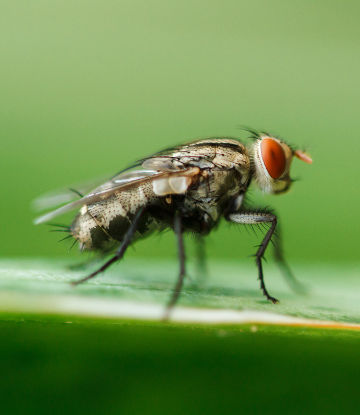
[251,134,312,194]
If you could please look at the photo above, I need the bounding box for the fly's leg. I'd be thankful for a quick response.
[226,212,279,304]
[273,224,307,294]
[163,214,186,320]
[71,207,146,285]
[194,234,208,286]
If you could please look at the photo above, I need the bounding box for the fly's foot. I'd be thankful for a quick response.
[267,295,279,304]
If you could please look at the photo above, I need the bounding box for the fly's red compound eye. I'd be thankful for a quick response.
[260,138,286,179]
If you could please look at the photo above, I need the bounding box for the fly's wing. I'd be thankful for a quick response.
[34,169,159,224]
[33,137,234,225]
[33,149,183,214]
[32,176,110,213]
[34,166,200,225]
[32,166,156,213]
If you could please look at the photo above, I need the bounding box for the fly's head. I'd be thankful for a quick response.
[251,134,312,194]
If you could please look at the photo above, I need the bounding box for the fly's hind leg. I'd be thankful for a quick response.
[273,223,307,294]
[163,213,186,320]
[226,211,279,304]
[71,207,146,285]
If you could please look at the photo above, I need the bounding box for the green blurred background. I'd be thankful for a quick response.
[2,0,359,263]
[2,3,360,414]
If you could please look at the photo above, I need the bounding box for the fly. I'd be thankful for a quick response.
[34,131,312,316]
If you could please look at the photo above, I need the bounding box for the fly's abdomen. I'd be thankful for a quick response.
[71,183,158,252]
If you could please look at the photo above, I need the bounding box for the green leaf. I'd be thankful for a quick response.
[1,258,360,329]
[1,259,360,415]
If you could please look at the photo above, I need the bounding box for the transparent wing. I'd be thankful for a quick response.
[34,167,199,225]
[33,154,181,214]
[33,169,159,224]
[32,176,110,212]
[33,137,220,225]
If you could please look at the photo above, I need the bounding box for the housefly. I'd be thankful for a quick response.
[34,130,312,315]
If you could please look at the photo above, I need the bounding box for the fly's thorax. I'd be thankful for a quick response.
[186,168,243,200]
[182,140,250,182]
[146,138,251,184]
[180,168,245,225]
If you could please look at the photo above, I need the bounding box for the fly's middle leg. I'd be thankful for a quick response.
[194,234,208,286]
[71,207,146,285]
[226,211,279,304]
[163,213,186,320]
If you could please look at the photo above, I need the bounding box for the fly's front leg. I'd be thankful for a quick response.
[226,211,279,304]
[164,213,186,320]
[71,207,146,285]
